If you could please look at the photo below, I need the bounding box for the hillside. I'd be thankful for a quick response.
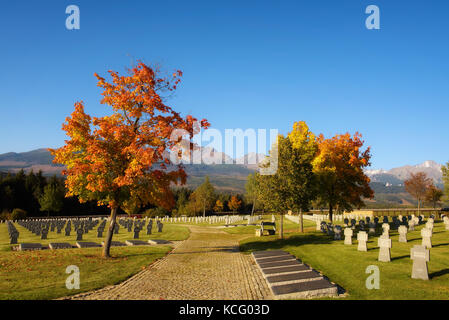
[0,149,446,200]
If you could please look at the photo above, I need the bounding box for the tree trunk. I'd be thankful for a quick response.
[299,209,304,233]
[279,213,284,240]
[102,207,118,258]
[329,203,333,223]
[251,199,256,216]
[418,199,421,216]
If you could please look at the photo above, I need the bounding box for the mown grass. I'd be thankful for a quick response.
[0,245,171,300]
[239,220,449,300]
[222,214,316,235]
[0,221,190,300]
[0,222,190,252]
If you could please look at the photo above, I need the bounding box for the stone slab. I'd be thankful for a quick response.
[262,264,310,276]
[125,240,150,246]
[252,250,290,258]
[18,243,43,251]
[147,239,172,245]
[76,242,102,248]
[257,259,302,269]
[101,241,126,247]
[266,270,323,286]
[255,255,296,264]
[49,243,73,250]
[271,279,338,299]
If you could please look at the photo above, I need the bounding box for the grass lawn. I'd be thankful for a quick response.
[239,220,449,300]
[0,222,190,252]
[222,214,316,235]
[0,245,172,300]
[0,221,191,300]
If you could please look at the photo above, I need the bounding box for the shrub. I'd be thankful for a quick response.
[143,207,170,218]
[10,208,27,220]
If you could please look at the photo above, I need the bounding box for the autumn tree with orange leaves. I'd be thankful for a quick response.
[50,62,209,257]
[312,132,373,222]
[228,195,242,213]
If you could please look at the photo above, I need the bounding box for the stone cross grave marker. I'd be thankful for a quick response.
[76,228,83,241]
[378,237,392,262]
[411,245,430,280]
[421,228,432,249]
[334,225,342,240]
[382,223,390,238]
[344,228,353,245]
[368,222,376,234]
[398,225,408,243]
[357,231,368,251]
[408,219,415,231]
[444,216,449,230]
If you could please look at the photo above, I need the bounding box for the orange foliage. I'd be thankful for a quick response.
[313,132,373,215]
[50,62,209,211]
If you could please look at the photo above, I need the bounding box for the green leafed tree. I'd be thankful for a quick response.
[191,176,216,217]
[442,162,449,204]
[38,183,64,217]
[258,121,318,232]
[245,172,261,216]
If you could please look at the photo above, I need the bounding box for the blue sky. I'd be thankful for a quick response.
[0,0,448,169]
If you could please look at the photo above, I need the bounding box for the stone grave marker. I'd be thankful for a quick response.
[368,222,376,234]
[378,237,392,262]
[357,231,368,251]
[334,225,342,240]
[41,228,48,240]
[411,245,430,280]
[157,221,164,233]
[444,216,449,230]
[344,228,353,245]
[421,228,432,249]
[408,220,415,231]
[76,242,101,248]
[398,225,408,243]
[76,228,83,241]
[19,243,43,251]
[49,243,72,250]
[382,223,390,238]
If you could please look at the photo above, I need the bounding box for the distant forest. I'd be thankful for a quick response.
[0,170,250,219]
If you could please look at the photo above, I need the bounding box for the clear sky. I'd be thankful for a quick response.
[0,0,448,169]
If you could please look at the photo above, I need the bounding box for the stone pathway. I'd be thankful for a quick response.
[64,225,273,300]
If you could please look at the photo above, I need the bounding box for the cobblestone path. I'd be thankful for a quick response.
[65,225,273,300]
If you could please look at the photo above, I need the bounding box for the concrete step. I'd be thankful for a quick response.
[258,259,302,269]
[266,270,323,286]
[271,279,338,300]
[255,255,297,264]
[261,264,311,277]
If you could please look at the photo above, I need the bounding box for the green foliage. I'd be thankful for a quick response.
[442,162,449,203]
[143,207,170,218]
[10,208,27,220]
[38,178,64,216]
[189,176,216,216]
[258,132,317,214]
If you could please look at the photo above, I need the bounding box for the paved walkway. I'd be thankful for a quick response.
[65,225,273,300]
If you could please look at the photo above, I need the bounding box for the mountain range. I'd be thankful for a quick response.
[365,160,443,185]
[0,149,445,195]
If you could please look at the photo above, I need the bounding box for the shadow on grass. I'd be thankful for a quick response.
[432,243,449,248]
[430,268,449,279]
[240,234,333,253]
[391,255,409,261]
